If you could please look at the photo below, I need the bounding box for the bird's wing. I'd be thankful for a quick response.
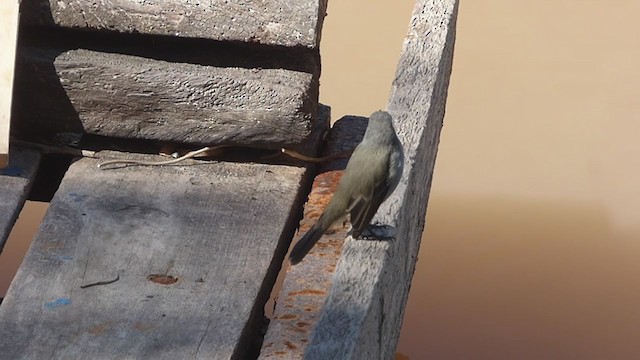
[346,194,365,213]
[349,178,389,238]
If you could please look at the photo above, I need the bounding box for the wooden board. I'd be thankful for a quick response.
[0,147,40,251]
[21,0,328,49]
[0,0,20,168]
[303,1,460,359]
[0,152,309,359]
[259,116,368,359]
[14,48,320,152]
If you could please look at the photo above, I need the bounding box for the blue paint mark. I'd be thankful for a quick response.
[59,256,74,262]
[0,166,23,177]
[45,298,71,309]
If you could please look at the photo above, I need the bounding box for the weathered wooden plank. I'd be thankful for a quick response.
[0,147,40,251]
[14,48,320,152]
[0,152,309,359]
[259,116,368,359]
[21,0,328,49]
[0,0,20,168]
[304,1,459,359]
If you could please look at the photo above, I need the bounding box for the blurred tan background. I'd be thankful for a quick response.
[320,0,640,359]
[3,0,640,359]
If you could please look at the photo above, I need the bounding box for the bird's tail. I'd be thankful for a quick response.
[289,223,326,265]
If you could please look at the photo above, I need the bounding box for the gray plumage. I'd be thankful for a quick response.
[289,110,404,265]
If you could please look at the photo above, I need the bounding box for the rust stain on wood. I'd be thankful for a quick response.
[88,322,112,336]
[278,314,297,320]
[132,322,154,332]
[147,274,179,285]
[287,289,326,297]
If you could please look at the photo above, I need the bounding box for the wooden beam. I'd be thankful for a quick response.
[0,152,311,359]
[0,147,40,251]
[303,1,459,359]
[259,115,368,359]
[21,0,328,49]
[0,0,20,168]
[13,48,320,152]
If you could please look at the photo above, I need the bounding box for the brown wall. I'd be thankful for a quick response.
[321,0,640,359]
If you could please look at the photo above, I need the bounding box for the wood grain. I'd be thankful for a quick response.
[14,48,320,152]
[0,147,40,251]
[0,152,309,359]
[304,1,459,359]
[21,0,328,49]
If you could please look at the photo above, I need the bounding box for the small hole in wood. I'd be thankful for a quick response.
[147,274,178,285]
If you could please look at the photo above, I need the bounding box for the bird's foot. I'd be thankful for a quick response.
[352,225,396,240]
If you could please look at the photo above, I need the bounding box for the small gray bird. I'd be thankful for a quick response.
[289,110,404,264]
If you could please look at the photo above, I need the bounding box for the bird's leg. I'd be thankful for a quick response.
[352,224,396,240]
